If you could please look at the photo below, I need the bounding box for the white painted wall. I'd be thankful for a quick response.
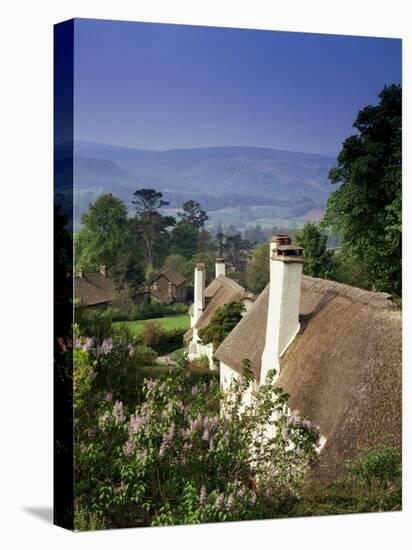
[192,263,205,327]
[215,259,226,278]
[260,242,303,383]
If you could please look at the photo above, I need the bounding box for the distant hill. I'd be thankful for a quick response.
[54,141,336,230]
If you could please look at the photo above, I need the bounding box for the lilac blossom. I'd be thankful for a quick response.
[226,494,234,511]
[82,337,94,352]
[113,400,125,423]
[215,493,224,511]
[100,337,113,355]
[147,379,156,391]
[281,428,289,442]
[128,414,145,435]
[199,485,207,508]
[127,343,134,357]
[74,338,82,349]
[159,422,175,457]
[105,392,113,402]
[123,439,136,456]
[191,385,198,395]
[302,419,311,429]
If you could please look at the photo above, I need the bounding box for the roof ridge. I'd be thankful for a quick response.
[301,275,399,310]
[217,274,246,293]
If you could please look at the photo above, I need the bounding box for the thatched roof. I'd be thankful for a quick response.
[215,276,402,480]
[184,275,255,343]
[75,273,116,307]
[153,270,186,287]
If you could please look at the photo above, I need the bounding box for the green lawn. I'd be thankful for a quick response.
[113,315,190,336]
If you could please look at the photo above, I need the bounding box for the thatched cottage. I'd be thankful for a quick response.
[184,258,255,368]
[149,270,186,304]
[74,266,115,310]
[215,235,402,480]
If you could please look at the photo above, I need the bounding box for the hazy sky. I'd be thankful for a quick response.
[73,18,401,156]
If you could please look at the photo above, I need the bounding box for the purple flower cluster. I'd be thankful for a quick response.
[226,494,234,511]
[82,337,94,352]
[159,422,175,458]
[128,412,149,436]
[287,414,301,427]
[105,392,113,403]
[146,379,156,391]
[99,337,113,355]
[215,493,224,511]
[127,343,134,357]
[123,439,136,456]
[113,400,125,423]
[199,485,207,508]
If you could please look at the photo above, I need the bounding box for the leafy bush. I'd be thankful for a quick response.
[290,442,401,517]
[73,356,320,530]
[75,307,113,342]
[198,301,245,349]
[139,322,186,355]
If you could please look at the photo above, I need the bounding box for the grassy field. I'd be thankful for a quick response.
[113,315,190,336]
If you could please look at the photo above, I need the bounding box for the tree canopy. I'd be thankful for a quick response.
[295,223,334,278]
[198,301,245,349]
[322,84,402,297]
[75,193,128,270]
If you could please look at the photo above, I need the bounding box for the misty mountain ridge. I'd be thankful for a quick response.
[55,141,337,229]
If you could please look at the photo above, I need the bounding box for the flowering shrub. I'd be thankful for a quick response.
[74,353,320,529]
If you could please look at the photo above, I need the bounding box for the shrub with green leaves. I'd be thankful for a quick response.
[73,354,320,530]
[198,301,245,349]
[290,442,401,517]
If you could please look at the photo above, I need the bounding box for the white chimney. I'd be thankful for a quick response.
[192,263,205,327]
[215,257,226,278]
[260,235,304,382]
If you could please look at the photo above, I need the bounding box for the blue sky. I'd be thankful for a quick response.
[73,18,401,156]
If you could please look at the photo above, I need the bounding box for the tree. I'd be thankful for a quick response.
[225,234,252,272]
[75,193,128,271]
[132,189,175,269]
[295,223,334,278]
[178,200,208,229]
[163,254,188,275]
[322,84,402,296]
[169,220,198,259]
[198,301,245,349]
[245,243,270,294]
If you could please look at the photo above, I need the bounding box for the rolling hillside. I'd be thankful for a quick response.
[54,141,336,230]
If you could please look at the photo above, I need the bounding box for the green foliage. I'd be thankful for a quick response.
[291,443,401,516]
[140,320,187,355]
[329,249,375,290]
[296,223,334,278]
[245,242,270,294]
[73,357,319,529]
[131,188,175,269]
[322,85,402,297]
[75,193,128,271]
[163,253,188,275]
[198,301,245,349]
[178,199,208,229]
[169,220,198,259]
[75,307,113,343]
